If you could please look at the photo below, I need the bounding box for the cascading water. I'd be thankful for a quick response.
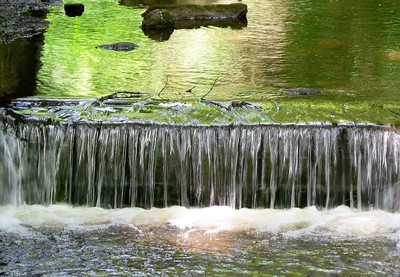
[2,0,400,274]
[1,112,400,276]
[2,116,400,212]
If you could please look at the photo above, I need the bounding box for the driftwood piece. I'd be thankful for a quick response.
[201,78,219,100]
[99,91,151,102]
[201,99,260,111]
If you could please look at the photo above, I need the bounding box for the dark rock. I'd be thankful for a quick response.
[282,88,322,96]
[5,109,27,123]
[96,42,139,51]
[228,101,260,109]
[141,3,247,29]
[141,9,175,29]
[0,0,62,43]
[64,3,84,17]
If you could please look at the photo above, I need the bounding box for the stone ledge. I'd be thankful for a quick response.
[141,3,248,29]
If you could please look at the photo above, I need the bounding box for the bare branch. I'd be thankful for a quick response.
[201,78,219,100]
[158,76,169,98]
[185,86,196,94]
[200,99,228,110]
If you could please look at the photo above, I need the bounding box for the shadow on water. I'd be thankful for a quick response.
[142,18,247,41]
[0,0,58,105]
[0,36,44,105]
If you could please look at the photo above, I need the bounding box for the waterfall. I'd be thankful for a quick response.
[1,117,400,211]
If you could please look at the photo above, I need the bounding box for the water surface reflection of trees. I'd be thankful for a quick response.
[282,0,400,98]
[0,35,44,104]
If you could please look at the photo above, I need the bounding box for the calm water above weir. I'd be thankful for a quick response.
[2,0,400,275]
[37,0,400,101]
[2,0,400,123]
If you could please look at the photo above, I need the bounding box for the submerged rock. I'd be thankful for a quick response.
[282,88,322,95]
[96,42,139,51]
[64,3,85,17]
[141,3,248,29]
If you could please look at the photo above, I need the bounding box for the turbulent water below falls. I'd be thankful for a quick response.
[1,204,400,276]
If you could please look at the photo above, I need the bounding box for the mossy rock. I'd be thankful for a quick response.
[141,9,175,29]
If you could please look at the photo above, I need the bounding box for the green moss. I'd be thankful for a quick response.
[6,96,400,126]
[26,251,38,258]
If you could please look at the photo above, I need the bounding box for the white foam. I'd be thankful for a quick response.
[0,211,25,233]
[1,204,400,239]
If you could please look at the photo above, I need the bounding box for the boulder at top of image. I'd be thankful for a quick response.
[64,3,85,17]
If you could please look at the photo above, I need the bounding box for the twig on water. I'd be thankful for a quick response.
[158,76,169,98]
[271,100,280,117]
[201,78,219,100]
[175,90,184,100]
[185,86,196,94]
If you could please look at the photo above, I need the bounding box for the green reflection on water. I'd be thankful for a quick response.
[35,0,400,124]
[282,0,400,101]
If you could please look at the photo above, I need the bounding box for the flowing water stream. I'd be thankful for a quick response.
[1,0,400,275]
[1,119,400,275]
